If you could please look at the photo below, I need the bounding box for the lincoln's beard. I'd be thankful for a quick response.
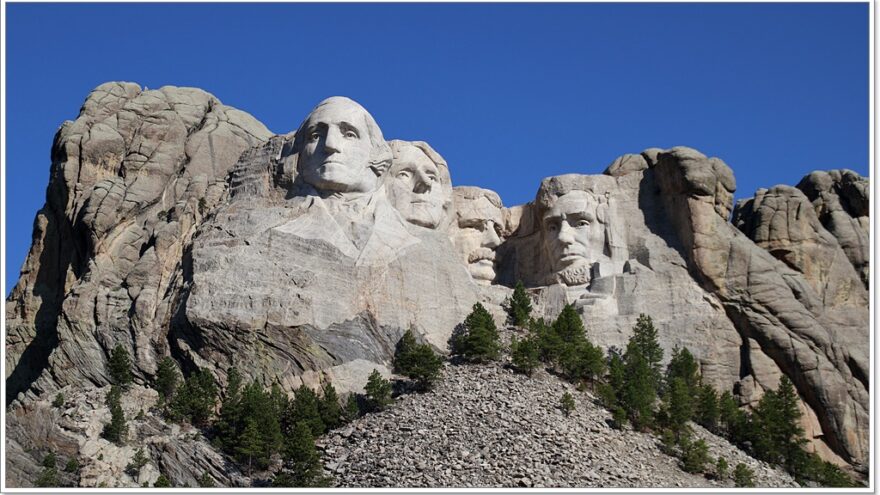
[556,263,591,286]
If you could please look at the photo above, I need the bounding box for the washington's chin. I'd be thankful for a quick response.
[403,205,443,229]
[306,166,377,193]
[468,260,496,284]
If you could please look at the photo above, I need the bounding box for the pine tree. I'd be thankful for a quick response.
[393,330,443,390]
[619,315,663,430]
[342,394,360,422]
[236,419,263,476]
[279,421,331,487]
[715,456,729,480]
[363,369,392,412]
[216,367,244,451]
[504,280,532,327]
[286,385,325,436]
[509,335,540,376]
[628,314,663,385]
[663,377,694,437]
[450,303,500,362]
[52,393,64,408]
[680,435,710,474]
[665,347,699,394]
[108,344,133,386]
[318,382,343,431]
[751,376,806,468]
[169,368,217,426]
[560,392,575,417]
[530,317,560,364]
[695,384,719,430]
[240,381,283,469]
[102,385,127,444]
[125,448,149,477]
[154,357,179,404]
[153,474,172,487]
[718,390,747,442]
[733,463,755,487]
[197,472,216,487]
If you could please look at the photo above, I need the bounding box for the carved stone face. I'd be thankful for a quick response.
[451,192,504,284]
[387,145,446,229]
[541,190,606,284]
[299,99,377,194]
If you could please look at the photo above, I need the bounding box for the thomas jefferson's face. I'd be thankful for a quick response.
[300,100,377,193]
[387,146,447,229]
[451,197,504,284]
[542,190,604,275]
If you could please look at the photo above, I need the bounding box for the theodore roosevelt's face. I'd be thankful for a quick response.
[387,146,446,229]
[541,190,604,274]
[300,100,376,193]
[451,197,504,284]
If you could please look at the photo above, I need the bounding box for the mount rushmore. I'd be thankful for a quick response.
[5,83,869,482]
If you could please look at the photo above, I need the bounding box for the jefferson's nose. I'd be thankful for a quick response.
[412,170,432,194]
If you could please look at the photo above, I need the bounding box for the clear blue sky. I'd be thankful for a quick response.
[4,3,870,295]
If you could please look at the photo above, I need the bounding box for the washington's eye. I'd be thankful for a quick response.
[396,171,412,179]
[309,132,321,141]
[344,130,358,139]
[426,174,438,183]
[575,219,590,227]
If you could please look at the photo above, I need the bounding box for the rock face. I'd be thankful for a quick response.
[5,84,869,486]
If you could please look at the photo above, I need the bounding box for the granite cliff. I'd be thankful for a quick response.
[5,83,869,486]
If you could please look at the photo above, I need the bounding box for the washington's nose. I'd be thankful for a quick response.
[323,128,342,154]
[412,170,432,194]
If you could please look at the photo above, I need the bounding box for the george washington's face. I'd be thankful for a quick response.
[541,190,606,284]
[387,146,447,229]
[300,100,377,193]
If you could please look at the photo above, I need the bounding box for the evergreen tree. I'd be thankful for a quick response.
[363,370,392,412]
[318,382,343,431]
[530,317,561,364]
[718,391,748,443]
[504,280,532,327]
[286,385,325,436]
[102,385,127,444]
[154,357,179,404]
[628,314,663,385]
[52,393,64,408]
[733,463,755,487]
[108,344,133,386]
[35,467,59,488]
[665,346,699,394]
[342,394,360,422]
[450,303,500,362]
[153,474,172,487]
[552,304,585,343]
[679,435,710,474]
[617,315,664,430]
[695,384,719,431]
[509,335,541,376]
[236,419,263,476]
[241,381,283,468]
[169,368,217,426]
[197,472,216,487]
[125,448,149,478]
[560,392,575,417]
[215,367,244,450]
[715,456,729,480]
[279,421,331,487]
[662,377,694,437]
[750,377,806,469]
[393,330,443,390]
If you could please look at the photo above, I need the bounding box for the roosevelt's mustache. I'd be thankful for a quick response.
[468,248,496,264]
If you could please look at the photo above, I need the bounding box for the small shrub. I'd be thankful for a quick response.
[197,472,216,487]
[154,357,179,404]
[125,448,149,477]
[42,451,56,469]
[679,434,709,474]
[715,457,729,480]
[733,463,755,487]
[364,370,392,412]
[154,474,172,488]
[34,467,58,488]
[64,458,80,473]
[52,393,64,408]
[342,394,360,422]
[102,386,127,444]
[560,392,576,417]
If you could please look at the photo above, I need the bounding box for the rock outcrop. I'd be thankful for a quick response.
[5,84,869,486]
